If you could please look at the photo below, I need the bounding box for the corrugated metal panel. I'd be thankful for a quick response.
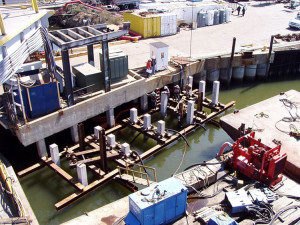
[161,13,177,36]
[123,12,161,38]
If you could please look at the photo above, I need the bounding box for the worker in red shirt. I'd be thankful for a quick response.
[146,59,152,78]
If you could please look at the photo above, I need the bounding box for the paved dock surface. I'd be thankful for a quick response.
[220,89,300,182]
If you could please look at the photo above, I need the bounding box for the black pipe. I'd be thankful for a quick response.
[130,132,142,144]
[183,161,223,171]
[131,150,148,175]
[166,128,190,147]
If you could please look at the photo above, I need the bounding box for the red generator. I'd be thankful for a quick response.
[228,132,287,187]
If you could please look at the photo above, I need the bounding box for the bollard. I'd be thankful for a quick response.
[49,144,60,166]
[160,91,168,117]
[121,143,130,156]
[94,126,102,139]
[77,163,88,186]
[212,81,220,105]
[107,134,116,148]
[130,108,138,123]
[157,120,165,136]
[186,101,195,125]
[199,80,206,99]
[143,114,151,130]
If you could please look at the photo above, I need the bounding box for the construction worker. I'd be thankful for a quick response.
[173,85,181,102]
[237,5,241,16]
[185,83,192,98]
[149,91,158,109]
[242,6,246,16]
[146,59,152,78]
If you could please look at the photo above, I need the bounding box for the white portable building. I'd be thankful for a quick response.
[150,42,169,71]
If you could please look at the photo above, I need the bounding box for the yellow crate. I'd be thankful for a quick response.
[124,12,161,38]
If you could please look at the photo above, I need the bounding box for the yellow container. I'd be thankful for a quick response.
[124,12,161,38]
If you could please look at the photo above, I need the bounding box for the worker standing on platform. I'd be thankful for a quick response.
[237,5,241,16]
[185,83,192,98]
[146,59,152,78]
[173,85,181,102]
[242,6,246,16]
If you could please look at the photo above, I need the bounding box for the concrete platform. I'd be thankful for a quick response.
[220,89,300,182]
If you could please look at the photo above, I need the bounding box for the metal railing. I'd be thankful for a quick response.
[117,162,157,186]
[0,159,28,223]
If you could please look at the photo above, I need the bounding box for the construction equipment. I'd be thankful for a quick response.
[226,132,287,187]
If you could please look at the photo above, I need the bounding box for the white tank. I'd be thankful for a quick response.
[205,11,214,26]
[232,66,245,81]
[256,64,268,79]
[225,8,231,22]
[245,65,257,80]
[207,69,220,83]
[213,10,219,25]
[220,68,232,83]
[219,9,225,24]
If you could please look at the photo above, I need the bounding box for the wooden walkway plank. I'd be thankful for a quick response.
[115,174,156,186]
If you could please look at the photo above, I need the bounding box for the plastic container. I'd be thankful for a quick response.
[205,11,214,26]
[213,10,219,25]
[219,9,225,24]
[197,11,206,27]
[256,64,268,79]
[225,8,231,22]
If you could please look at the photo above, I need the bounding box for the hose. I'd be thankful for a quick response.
[183,161,223,171]
[129,132,142,144]
[269,204,300,225]
[165,128,190,147]
[130,150,149,176]
[193,122,207,131]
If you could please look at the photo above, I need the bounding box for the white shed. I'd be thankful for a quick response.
[150,42,169,71]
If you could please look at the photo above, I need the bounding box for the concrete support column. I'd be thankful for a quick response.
[186,101,195,125]
[157,120,165,136]
[102,40,111,92]
[70,125,79,143]
[140,94,148,112]
[49,144,60,166]
[143,114,151,130]
[212,81,220,105]
[62,49,74,106]
[87,44,94,66]
[199,80,206,99]
[107,134,116,148]
[160,91,168,117]
[36,139,48,158]
[77,164,88,186]
[94,126,102,139]
[106,108,115,128]
[130,108,138,123]
[188,76,193,96]
[121,143,130,156]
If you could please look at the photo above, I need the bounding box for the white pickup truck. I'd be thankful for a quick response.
[289,12,300,29]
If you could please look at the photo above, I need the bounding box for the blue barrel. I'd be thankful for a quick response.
[256,64,268,79]
[245,65,257,80]
[219,9,225,24]
[197,12,206,27]
[213,10,219,25]
[232,66,245,81]
[220,68,232,83]
[207,69,220,83]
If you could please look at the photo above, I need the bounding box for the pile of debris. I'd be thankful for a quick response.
[275,33,300,42]
[50,4,123,28]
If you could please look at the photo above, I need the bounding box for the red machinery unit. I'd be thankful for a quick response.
[227,132,287,187]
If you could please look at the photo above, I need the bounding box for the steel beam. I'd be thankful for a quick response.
[87,44,94,66]
[61,50,74,106]
[102,40,111,92]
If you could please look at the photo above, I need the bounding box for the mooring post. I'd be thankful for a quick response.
[77,163,88,186]
[121,143,130,156]
[36,139,48,158]
[49,144,60,166]
[106,108,115,128]
[87,44,94,66]
[130,108,138,123]
[143,114,151,130]
[188,76,193,96]
[228,37,236,85]
[157,120,165,136]
[199,80,206,99]
[186,101,195,125]
[265,35,274,79]
[94,126,102,139]
[212,81,220,106]
[70,125,79,143]
[140,94,148,112]
[197,92,203,112]
[78,123,85,151]
[99,128,108,173]
[107,134,116,149]
[160,91,168,117]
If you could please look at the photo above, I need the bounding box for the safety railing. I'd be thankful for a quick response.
[0,159,28,223]
[117,162,157,186]
[0,0,39,12]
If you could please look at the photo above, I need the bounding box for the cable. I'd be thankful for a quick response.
[269,204,300,225]
[183,161,223,171]
[130,150,148,176]
[165,128,190,147]
[173,143,188,176]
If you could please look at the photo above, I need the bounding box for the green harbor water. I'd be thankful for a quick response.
[17,79,300,224]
